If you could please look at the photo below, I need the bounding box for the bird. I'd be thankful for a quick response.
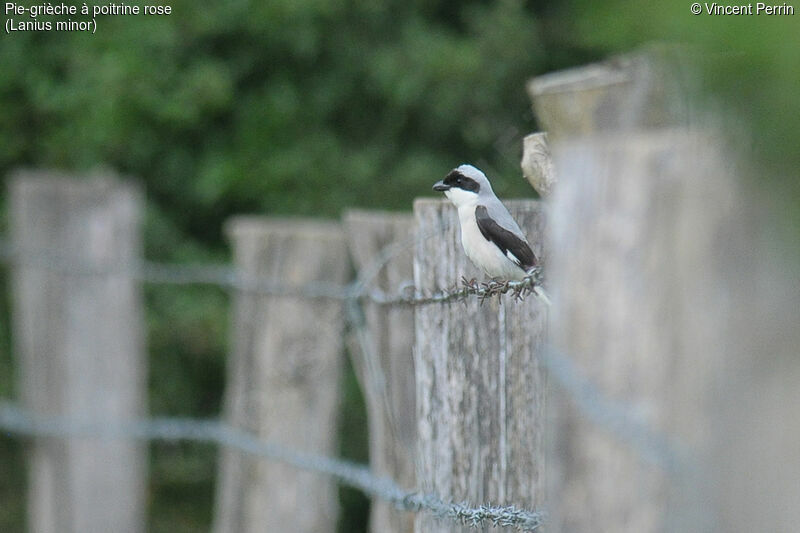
[433,164,550,303]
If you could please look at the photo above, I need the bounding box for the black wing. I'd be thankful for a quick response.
[475,205,537,270]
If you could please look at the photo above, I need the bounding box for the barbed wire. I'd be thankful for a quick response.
[364,269,546,306]
[0,402,544,531]
[0,238,548,307]
[0,240,352,300]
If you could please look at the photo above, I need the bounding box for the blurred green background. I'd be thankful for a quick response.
[0,0,797,531]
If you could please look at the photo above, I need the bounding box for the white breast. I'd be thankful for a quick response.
[457,206,526,280]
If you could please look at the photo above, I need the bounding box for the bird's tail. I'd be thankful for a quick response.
[533,285,552,307]
[524,266,551,307]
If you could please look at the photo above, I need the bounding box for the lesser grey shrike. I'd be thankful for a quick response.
[433,164,549,303]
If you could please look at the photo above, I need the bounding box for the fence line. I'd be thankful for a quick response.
[0,402,545,531]
[0,202,686,532]
[0,239,350,300]
[0,233,682,474]
[0,346,684,530]
[0,237,544,307]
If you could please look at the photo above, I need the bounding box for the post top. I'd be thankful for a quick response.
[528,59,633,97]
[342,209,413,226]
[9,168,141,199]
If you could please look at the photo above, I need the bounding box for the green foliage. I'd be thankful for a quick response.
[0,437,26,532]
[0,0,545,253]
[148,442,219,533]
[336,354,370,533]
[0,271,25,533]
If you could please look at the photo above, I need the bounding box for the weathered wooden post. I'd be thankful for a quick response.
[343,209,416,533]
[527,51,799,532]
[529,54,710,533]
[213,217,350,533]
[9,171,146,533]
[546,130,731,532]
[413,198,548,533]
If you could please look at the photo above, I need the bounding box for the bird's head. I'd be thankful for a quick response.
[432,164,493,208]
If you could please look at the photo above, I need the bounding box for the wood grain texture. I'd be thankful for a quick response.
[343,210,416,533]
[413,198,548,533]
[213,218,350,533]
[9,171,146,533]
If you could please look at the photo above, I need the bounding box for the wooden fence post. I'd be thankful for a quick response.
[527,51,690,139]
[527,51,800,532]
[530,55,712,533]
[9,171,146,533]
[213,217,350,533]
[413,198,548,533]
[343,210,416,533]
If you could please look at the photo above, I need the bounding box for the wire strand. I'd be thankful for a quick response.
[0,239,547,307]
[0,402,544,531]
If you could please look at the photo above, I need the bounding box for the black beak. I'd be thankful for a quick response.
[433,180,449,192]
